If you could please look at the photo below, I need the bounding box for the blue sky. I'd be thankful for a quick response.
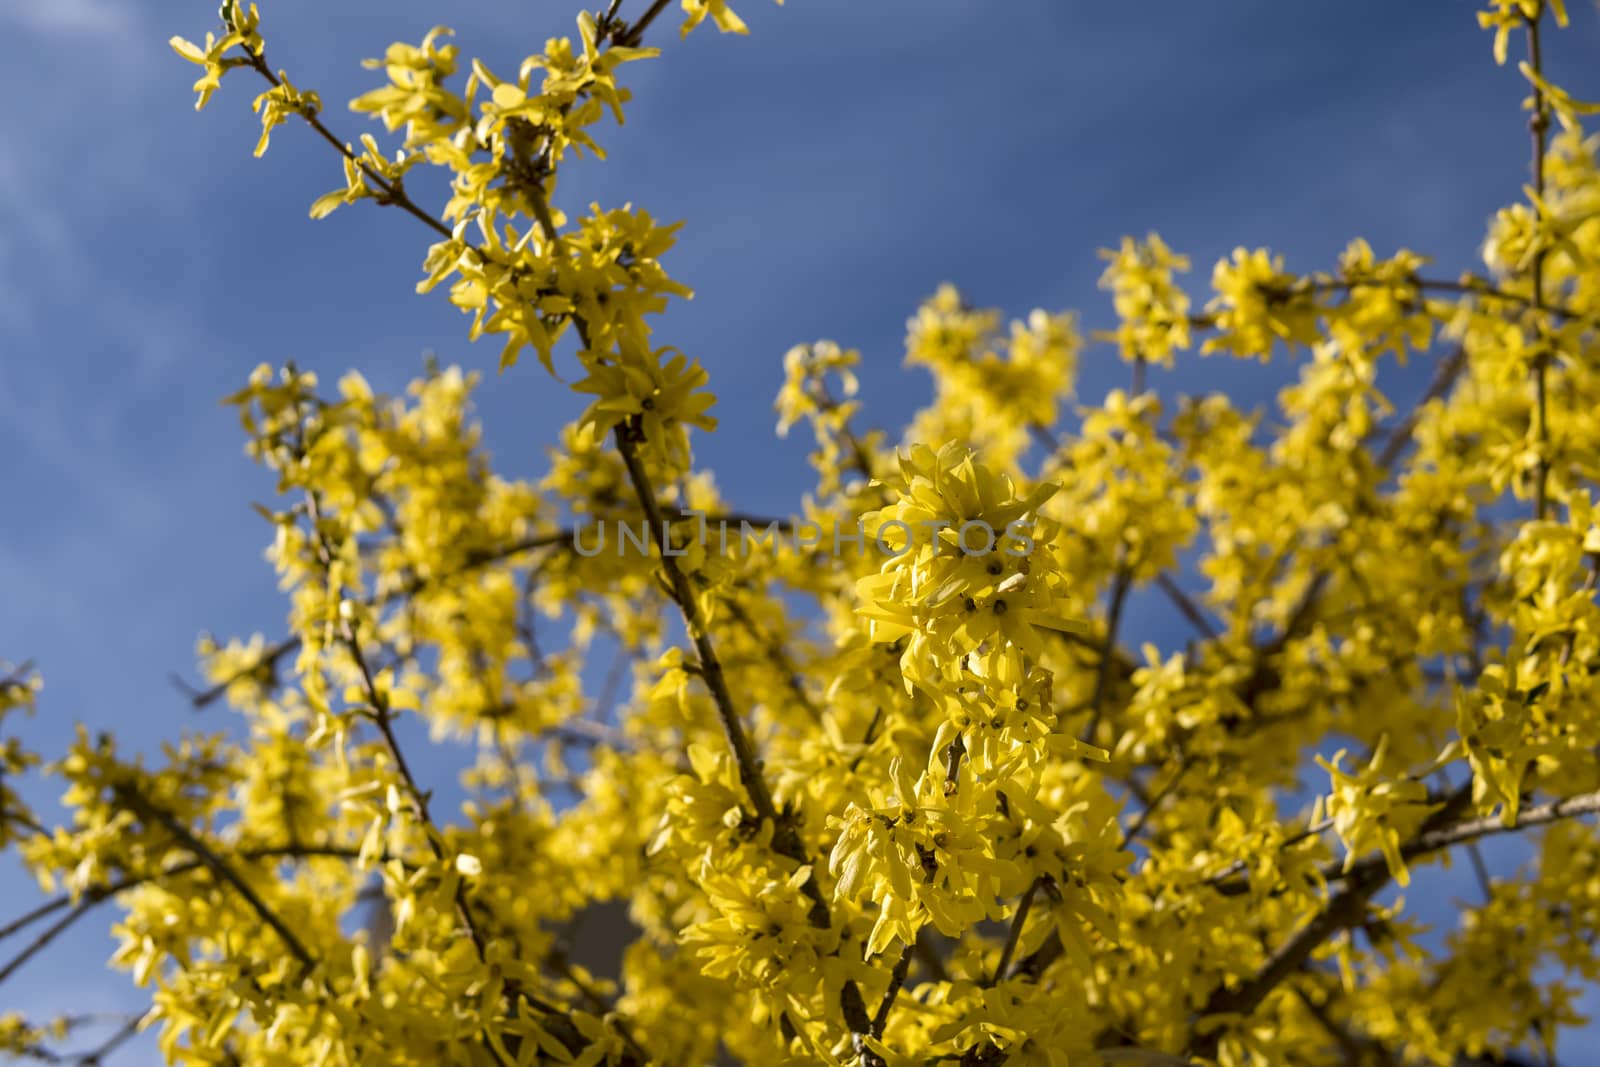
[2,0,1599,1059]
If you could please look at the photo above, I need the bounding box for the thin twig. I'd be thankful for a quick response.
[1185,275,1597,332]
[990,878,1041,985]
[0,898,98,989]
[1080,554,1133,745]
[114,785,315,974]
[614,0,674,46]
[243,51,454,242]
[1118,754,1193,850]
[1153,573,1219,642]
[870,944,914,1040]
[1525,10,1553,521]
[1375,345,1469,470]
[1189,785,1476,1058]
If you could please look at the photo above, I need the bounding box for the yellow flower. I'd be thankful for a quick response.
[681,0,781,37]
[572,346,717,473]
[1202,246,1321,360]
[169,3,264,112]
[250,73,321,157]
[1317,737,1437,886]
[1096,232,1192,366]
[856,443,1083,689]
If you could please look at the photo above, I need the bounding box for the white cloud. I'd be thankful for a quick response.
[0,0,134,35]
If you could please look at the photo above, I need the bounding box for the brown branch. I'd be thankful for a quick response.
[1080,554,1133,745]
[1,843,393,980]
[807,377,879,484]
[1375,344,1469,470]
[0,897,98,990]
[721,595,821,722]
[1294,985,1394,1067]
[241,51,453,243]
[1118,754,1194,850]
[989,878,1041,985]
[1345,789,1600,882]
[0,658,37,692]
[611,428,819,881]
[1205,816,1334,896]
[1080,355,1146,746]
[614,0,675,46]
[545,948,654,1064]
[1525,10,1553,521]
[1190,786,1478,1057]
[171,636,299,710]
[5,1013,145,1067]
[1185,275,1596,332]
[1153,573,1219,642]
[870,944,914,1040]
[113,785,316,974]
[1013,787,1600,991]
[849,706,886,775]
[1205,777,1596,900]
[172,514,782,710]
[295,453,584,1064]
[231,9,881,1052]
[67,1013,143,1067]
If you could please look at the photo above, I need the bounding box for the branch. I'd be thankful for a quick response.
[0,897,98,990]
[721,595,821,722]
[113,785,316,975]
[0,843,403,997]
[611,428,819,883]
[294,454,600,1063]
[171,636,299,710]
[1153,573,1220,642]
[0,658,37,692]
[66,1013,143,1067]
[989,878,1041,985]
[232,9,883,1053]
[5,1013,145,1067]
[1524,9,1553,521]
[1343,788,1600,884]
[1080,355,1145,746]
[1012,786,1600,994]
[1184,275,1597,333]
[172,511,789,711]
[1079,550,1133,745]
[241,52,453,242]
[613,0,674,46]
[1205,816,1334,897]
[1190,786,1479,1057]
[1118,753,1194,850]
[1374,344,1468,470]
[870,944,914,1040]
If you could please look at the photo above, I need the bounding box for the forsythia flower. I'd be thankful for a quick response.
[774,340,859,439]
[901,285,1080,470]
[1318,737,1437,886]
[856,443,1083,689]
[250,73,321,157]
[1202,246,1321,360]
[1478,0,1567,66]
[572,345,717,473]
[829,753,1019,955]
[1097,232,1192,366]
[169,3,264,111]
[350,26,469,145]
[681,0,782,37]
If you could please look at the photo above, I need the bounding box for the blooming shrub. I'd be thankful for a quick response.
[5,1,1600,1064]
